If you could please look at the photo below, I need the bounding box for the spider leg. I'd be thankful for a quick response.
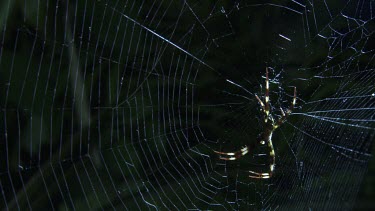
[274,87,297,128]
[264,67,270,117]
[280,107,285,117]
[255,94,267,124]
[214,145,249,160]
[290,87,297,112]
[249,171,270,179]
[255,94,265,110]
[255,67,271,122]
[248,133,276,179]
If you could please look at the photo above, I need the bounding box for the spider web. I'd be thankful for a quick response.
[0,0,374,209]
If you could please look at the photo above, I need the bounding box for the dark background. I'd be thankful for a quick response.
[0,0,374,209]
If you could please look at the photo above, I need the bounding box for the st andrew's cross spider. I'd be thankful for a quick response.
[214,67,297,179]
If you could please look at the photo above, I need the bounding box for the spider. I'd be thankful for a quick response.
[214,67,297,179]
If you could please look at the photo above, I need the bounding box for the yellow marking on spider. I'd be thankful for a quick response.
[270,149,275,156]
[241,151,248,156]
[249,175,270,179]
[213,150,235,156]
[249,171,269,176]
[218,156,237,161]
[249,171,270,179]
